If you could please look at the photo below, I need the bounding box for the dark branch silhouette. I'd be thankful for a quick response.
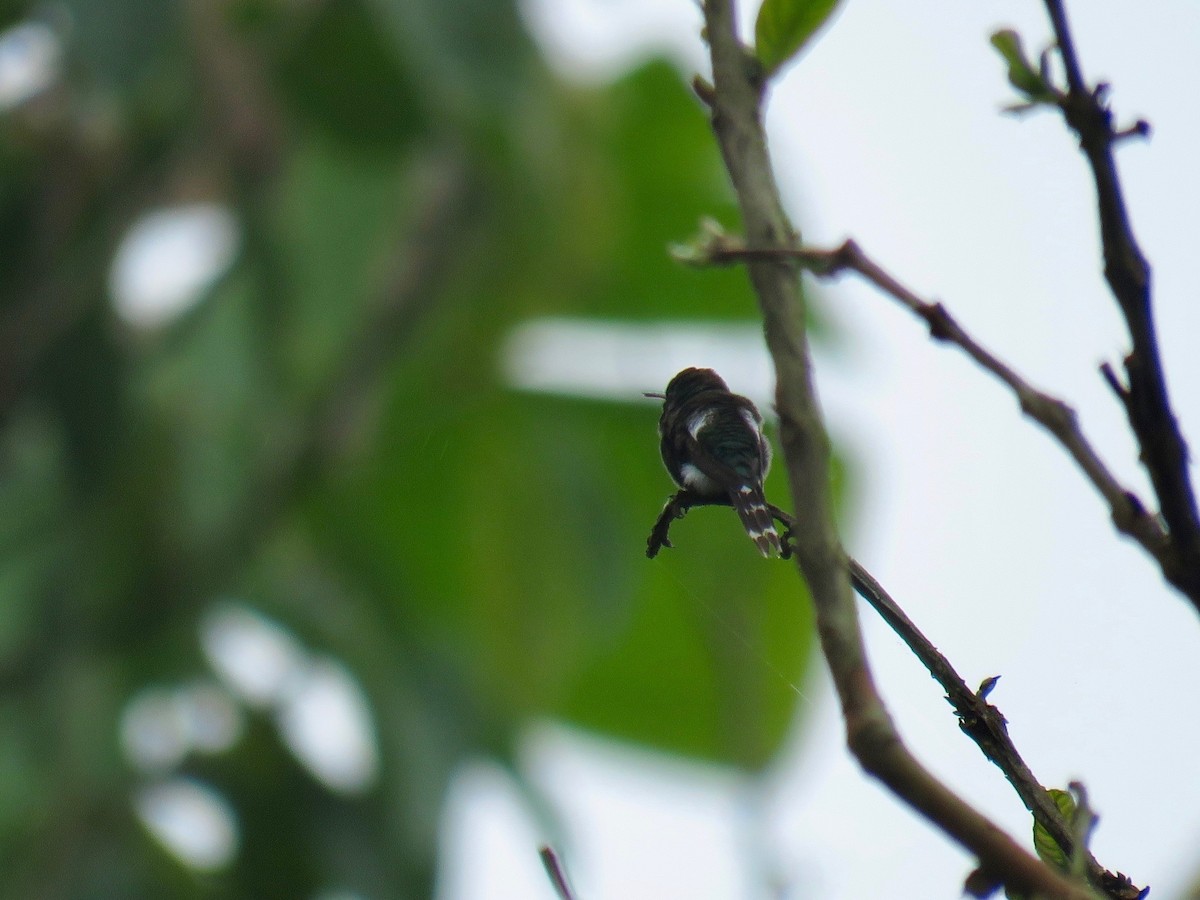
[1042,0,1200,601]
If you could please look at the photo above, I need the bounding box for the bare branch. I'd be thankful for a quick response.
[848,561,1143,899]
[699,1,1094,895]
[1042,0,1200,601]
[1099,361,1130,405]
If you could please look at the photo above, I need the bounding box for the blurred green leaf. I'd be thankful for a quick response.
[755,0,842,77]
[0,4,28,32]
[318,385,815,771]
[270,137,411,393]
[276,0,424,151]
[60,0,181,88]
[512,61,759,322]
[368,0,532,122]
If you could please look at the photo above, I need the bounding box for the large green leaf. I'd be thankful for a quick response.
[367,0,532,124]
[276,0,425,151]
[316,383,815,770]
[298,62,822,771]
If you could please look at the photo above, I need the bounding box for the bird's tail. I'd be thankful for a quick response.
[731,484,782,557]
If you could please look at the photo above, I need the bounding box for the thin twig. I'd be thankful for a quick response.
[699,1,1093,895]
[646,499,1144,898]
[1099,361,1130,405]
[702,236,1194,607]
[847,561,1142,899]
[539,845,578,900]
[1042,0,1200,604]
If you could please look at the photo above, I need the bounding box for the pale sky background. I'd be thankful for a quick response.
[439,1,1200,898]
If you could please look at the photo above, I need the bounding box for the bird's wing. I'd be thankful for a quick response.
[683,417,763,491]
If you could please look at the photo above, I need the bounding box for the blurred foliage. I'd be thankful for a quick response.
[0,0,828,895]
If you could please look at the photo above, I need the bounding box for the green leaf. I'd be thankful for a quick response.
[276,0,425,151]
[297,63,828,773]
[367,0,532,120]
[1032,788,1077,870]
[989,29,1057,103]
[555,61,759,320]
[754,0,842,77]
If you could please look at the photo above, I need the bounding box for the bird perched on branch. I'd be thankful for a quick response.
[646,367,782,557]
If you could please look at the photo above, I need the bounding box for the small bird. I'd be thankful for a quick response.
[647,367,782,556]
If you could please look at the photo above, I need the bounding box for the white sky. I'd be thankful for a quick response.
[442,1,1200,898]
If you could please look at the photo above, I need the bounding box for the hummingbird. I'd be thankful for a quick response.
[646,367,782,557]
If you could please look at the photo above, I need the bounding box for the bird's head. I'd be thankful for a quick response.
[655,367,729,407]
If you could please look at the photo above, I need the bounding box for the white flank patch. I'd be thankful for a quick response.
[680,463,717,494]
[687,409,714,440]
[738,485,752,495]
